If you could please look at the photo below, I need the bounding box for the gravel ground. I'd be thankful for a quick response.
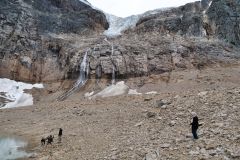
[0,66,240,160]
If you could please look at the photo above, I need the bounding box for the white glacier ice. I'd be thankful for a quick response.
[79,0,171,37]
[104,8,171,37]
[0,78,43,109]
[104,14,140,37]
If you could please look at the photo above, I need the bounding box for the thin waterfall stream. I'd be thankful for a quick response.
[111,43,116,85]
[104,38,116,85]
[57,51,89,101]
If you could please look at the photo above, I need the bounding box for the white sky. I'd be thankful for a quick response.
[87,0,198,17]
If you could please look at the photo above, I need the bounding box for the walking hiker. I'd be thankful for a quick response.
[190,112,202,139]
[58,128,63,143]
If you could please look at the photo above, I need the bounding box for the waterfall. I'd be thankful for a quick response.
[104,38,116,85]
[57,51,89,101]
[76,52,88,87]
[111,44,116,85]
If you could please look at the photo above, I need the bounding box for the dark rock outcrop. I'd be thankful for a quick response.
[0,0,108,82]
[135,0,240,45]
[207,0,240,45]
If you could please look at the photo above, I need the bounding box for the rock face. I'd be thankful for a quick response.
[207,0,240,45]
[0,0,240,83]
[0,0,108,82]
[135,0,240,45]
[97,0,240,77]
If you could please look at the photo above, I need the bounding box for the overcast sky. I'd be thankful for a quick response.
[87,0,198,17]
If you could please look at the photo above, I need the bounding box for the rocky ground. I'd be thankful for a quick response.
[0,65,240,160]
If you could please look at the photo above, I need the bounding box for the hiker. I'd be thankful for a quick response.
[190,112,202,139]
[47,135,54,145]
[58,128,63,143]
[41,137,46,146]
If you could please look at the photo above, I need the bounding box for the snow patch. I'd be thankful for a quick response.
[128,89,142,95]
[0,78,43,109]
[79,0,91,6]
[78,0,100,10]
[84,91,94,97]
[203,0,212,14]
[145,91,158,95]
[93,81,129,98]
[208,1,213,7]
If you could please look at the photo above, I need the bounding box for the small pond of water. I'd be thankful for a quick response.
[0,137,30,160]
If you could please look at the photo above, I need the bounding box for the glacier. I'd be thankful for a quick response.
[79,0,171,37]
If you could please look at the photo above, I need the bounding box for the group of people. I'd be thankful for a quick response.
[40,114,201,147]
[41,128,63,146]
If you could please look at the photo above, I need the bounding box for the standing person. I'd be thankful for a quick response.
[58,128,63,143]
[190,112,202,139]
[41,137,46,146]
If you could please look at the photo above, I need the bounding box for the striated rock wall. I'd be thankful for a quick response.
[134,0,240,45]
[207,0,240,45]
[0,0,108,82]
[95,34,240,78]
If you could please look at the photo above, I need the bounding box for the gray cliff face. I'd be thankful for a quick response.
[23,0,109,34]
[0,0,239,83]
[0,0,108,82]
[135,0,240,45]
[91,0,240,78]
[207,0,240,45]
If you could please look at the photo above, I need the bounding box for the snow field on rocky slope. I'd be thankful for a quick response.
[92,81,129,98]
[0,78,43,109]
[88,81,157,98]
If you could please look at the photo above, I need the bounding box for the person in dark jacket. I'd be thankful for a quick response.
[58,128,63,137]
[47,135,54,145]
[58,128,63,143]
[190,112,202,139]
[41,137,46,146]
